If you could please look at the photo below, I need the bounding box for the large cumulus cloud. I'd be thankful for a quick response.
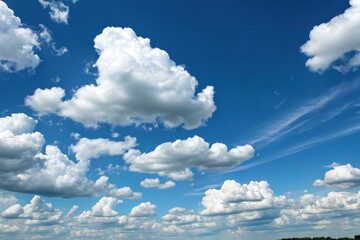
[26,27,216,130]
[0,1,40,72]
[123,135,255,180]
[0,113,140,198]
[301,0,360,72]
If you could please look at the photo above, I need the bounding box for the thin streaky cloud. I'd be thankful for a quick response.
[184,184,221,196]
[249,80,360,148]
[228,120,360,173]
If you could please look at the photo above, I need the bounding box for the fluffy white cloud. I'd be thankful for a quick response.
[1,196,63,225]
[140,178,176,189]
[200,180,287,216]
[0,113,139,198]
[27,27,216,129]
[95,176,141,200]
[124,136,255,180]
[276,191,360,226]
[313,163,360,189]
[129,202,157,217]
[0,1,40,72]
[162,207,201,225]
[0,204,23,218]
[0,186,359,239]
[38,0,69,24]
[0,113,37,135]
[301,0,360,72]
[161,207,219,236]
[25,87,65,116]
[70,136,137,162]
[0,114,44,174]
[89,197,121,217]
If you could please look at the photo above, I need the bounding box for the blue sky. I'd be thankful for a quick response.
[1,0,360,239]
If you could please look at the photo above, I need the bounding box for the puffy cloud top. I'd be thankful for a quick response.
[27,27,216,129]
[140,178,176,189]
[124,135,255,180]
[201,180,286,215]
[129,202,157,217]
[0,113,140,198]
[301,0,360,72]
[313,163,360,189]
[0,1,40,72]
[25,87,65,116]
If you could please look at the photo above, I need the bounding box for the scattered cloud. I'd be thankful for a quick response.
[276,191,360,228]
[0,178,360,239]
[301,0,360,72]
[87,197,121,217]
[1,196,63,225]
[25,87,65,116]
[313,163,360,189]
[38,0,69,24]
[27,27,216,129]
[140,178,176,189]
[38,24,68,55]
[70,136,137,162]
[0,1,40,72]
[200,180,287,216]
[129,202,157,217]
[124,135,255,180]
[0,113,140,198]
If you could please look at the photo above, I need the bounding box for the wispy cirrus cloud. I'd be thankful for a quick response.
[249,80,360,149]
[226,80,360,174]
[230,120,360,173]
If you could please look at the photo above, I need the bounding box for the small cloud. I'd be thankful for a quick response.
[140,178,176,189]
[39,24,68,56]
[38,0,69,24]
[70,132,80,140]
[313,163,360,189]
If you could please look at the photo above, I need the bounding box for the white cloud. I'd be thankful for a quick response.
[70,136,137,162]
[200,180,287,216]
[89,197,121,217]
[25,87,65,116]
[0,113,37,135]
[70,132,80,140]
[161,207,219,236]
[129,202,157,217]
[124,135,255,180]
[162,207,200,225]
[38,0,69,24]
[1,196,63,225]
[0,1,40,72]
[0,115,44,174]
[0,186,359,239]
[95,176,141,200]
[140,178,176,189]
[0,113,139,198]
[0,204,23,218]
[38,24,68,55]
[276,191,360,226]
[301,0,360,72]
[27,27,216,130]
[313,163,360,189]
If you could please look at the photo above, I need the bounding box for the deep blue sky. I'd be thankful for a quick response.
[0,0,360,239]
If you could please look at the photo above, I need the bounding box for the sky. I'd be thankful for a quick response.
[0,0,360,239]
